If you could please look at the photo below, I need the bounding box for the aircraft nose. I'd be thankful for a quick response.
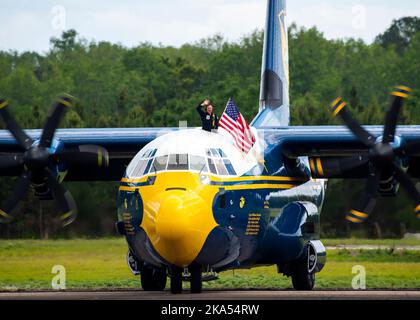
[142,189,218,267]
[155,192,198,240]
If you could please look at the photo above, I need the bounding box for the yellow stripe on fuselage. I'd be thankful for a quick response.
[121,176,153,183]
[121,175,307,183]
[223,183,298,191]
[209,175,308,182]
[120,173,308,192]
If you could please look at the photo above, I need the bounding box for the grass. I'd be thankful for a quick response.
[0,238,420,291]
[323,238,420,247]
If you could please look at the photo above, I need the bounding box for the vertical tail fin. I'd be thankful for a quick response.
[252,0,290,128]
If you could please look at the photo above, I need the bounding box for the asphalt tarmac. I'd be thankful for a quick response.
[0,290,419,300]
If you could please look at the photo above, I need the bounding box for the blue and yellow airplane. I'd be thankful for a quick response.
[0,0,419,294]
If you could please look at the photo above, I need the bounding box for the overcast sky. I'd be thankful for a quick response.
[1,0,420,53]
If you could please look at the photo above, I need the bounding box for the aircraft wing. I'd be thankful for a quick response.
[265,125,420,178]
[0,128,176,181]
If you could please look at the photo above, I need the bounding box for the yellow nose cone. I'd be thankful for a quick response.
[155,194,192,240]
[142,189,218,267]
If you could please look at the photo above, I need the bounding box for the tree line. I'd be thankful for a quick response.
[0,17,419,238]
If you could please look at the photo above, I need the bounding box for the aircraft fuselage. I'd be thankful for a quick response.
[117,129,327,275]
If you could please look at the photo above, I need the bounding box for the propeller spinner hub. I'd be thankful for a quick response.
[370,142,395,166]
[24,146,50,170]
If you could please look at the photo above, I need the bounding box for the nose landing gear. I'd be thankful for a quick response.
[189,264,202,294]
[170,266,183,294]
[169,264,203,294]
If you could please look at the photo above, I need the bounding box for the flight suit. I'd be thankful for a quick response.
[196,104,219,132]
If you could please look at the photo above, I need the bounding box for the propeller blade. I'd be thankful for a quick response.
[392,164,420,219]
[331,97,377,147]
[394,140,420,157]
[44,168,77,227]
[346,167,381,223]
[56,145,109,167]
[383,86,412,143]
[309,154,369,178]
[0,170,32,222]
[0,100,34,150]
[39,94,74,148]
[0,154,24,170]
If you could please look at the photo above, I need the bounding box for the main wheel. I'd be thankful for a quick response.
[170,266,183,294]
[291,260,315,290]
[190,265,202,294]
[140,266,167,291]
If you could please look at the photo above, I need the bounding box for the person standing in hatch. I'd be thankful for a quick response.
[196,99,219,132]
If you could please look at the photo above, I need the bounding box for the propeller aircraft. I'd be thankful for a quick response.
[0,0,419,294]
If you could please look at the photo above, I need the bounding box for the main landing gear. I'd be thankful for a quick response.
[127,251,167,291]
[140,265,167,291]
[291,260,315,290]
[290,246,317,290]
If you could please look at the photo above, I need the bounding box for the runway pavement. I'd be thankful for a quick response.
[0,290,419,300]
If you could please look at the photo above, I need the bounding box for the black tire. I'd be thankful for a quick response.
[291,261,315,291]
[190,265,202,294]
[170,266,183,294]
[140,266,167,291]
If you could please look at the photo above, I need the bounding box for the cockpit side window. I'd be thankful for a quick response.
[210,148,220,157]
[152,155,168,172]
[207,158,217,174]
[215,159,228,175]
[205,148,237,176]
[223,159,236,175]
[128,148,158,177]
[218,149,227,157]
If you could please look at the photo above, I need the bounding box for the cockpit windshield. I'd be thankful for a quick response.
[126,147,237,178]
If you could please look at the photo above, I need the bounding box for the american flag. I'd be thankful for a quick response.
[219,97,256,153]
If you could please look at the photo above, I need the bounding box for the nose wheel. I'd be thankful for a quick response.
[170,265,203,294]
[170,266,183,294]
[189,264,202,294]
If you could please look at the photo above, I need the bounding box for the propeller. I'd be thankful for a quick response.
[329,86,420,223]
[0,95,109,226]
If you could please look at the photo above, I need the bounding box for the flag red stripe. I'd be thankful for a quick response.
[219,99,256,153]
[219,118,253,148]
[219,119,253,150]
